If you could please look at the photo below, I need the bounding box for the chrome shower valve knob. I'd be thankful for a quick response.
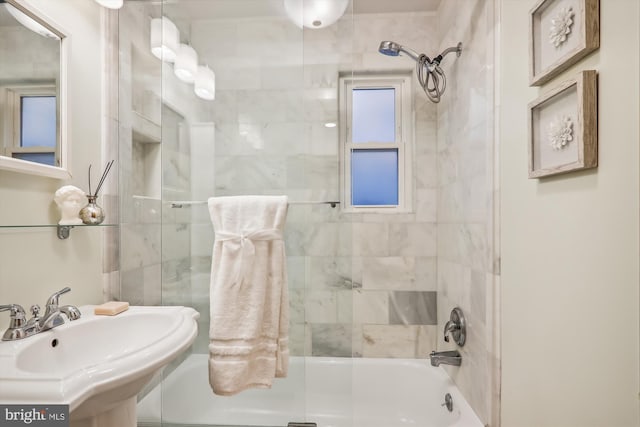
[443,307,466,346]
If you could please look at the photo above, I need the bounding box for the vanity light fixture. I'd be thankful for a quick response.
[150,16,179,63]
[174,44,199,83]
[94,0,123,9]
[283,0,349,29]
[194,65,215,101]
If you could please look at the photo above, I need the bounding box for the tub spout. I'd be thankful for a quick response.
[430,350,462,367]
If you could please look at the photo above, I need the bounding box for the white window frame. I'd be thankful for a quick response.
[1,84,60,167]
[339,73,414,213]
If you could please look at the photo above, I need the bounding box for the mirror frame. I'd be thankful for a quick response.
[0,0,70,179]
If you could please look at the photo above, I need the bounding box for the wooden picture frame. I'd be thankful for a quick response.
[528,70,597,178]
[529,0,599,86]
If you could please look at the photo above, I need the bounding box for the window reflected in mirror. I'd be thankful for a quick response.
[4,85,58,166]
[0,0,67,178]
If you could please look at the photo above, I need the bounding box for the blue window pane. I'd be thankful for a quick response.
[352,88,395,143]
[351,149,398,205]
[13,152,56,166]
[21,96,57,148]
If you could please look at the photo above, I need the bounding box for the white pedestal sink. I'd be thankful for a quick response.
[0,305,199,427]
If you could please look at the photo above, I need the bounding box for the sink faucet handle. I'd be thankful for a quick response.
[45,287,71,309]
[0,304,24,313]
[0,304,26,328]
[60,305,81,321]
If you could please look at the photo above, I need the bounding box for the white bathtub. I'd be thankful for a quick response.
[137,354,483,427]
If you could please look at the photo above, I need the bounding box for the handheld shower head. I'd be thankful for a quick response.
[378,41,400,56]
[378,40,462,103]
[378,41,420,62]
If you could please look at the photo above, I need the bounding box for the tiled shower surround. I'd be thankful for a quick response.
[0,26,59,81]
[113,2,498,425]
[115,2,214,344]
[437,1,499,424]
[184,9,441,358]
[116,6,440,356]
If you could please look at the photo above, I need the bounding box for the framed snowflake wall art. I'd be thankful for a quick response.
[529,0,599,86]
[528,70,598,178]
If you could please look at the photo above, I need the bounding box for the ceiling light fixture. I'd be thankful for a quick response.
[150,16,179,63]
[94,0,123,9]
[3,3,59,39]
[194,66,215,101]
[174,44,198,83]
[283,0,349,29]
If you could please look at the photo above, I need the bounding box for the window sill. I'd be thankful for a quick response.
[341,207,413,215]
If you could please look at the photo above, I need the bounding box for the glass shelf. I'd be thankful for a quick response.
[0,223,118,240]
[0,223,118,228]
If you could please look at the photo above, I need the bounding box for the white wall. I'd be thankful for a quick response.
[500,1,639,426]
[0,0,105,328]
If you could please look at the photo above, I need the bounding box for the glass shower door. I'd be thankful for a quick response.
[159,1,312,426]
[119,1,356,426]
[156,1,357,425]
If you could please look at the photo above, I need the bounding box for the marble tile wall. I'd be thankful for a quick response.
[102,8,120,301]
[116,3,209,341]
[188,10,441,358]
[116,3,162,308]
[0,26,59,82]
[108,4,500,424]
[436,0,500,425]
[114,4,498,387]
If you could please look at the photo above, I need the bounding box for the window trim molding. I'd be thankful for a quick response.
[0,83,69,179]
[7,85,57,157]
[339,72,414,213]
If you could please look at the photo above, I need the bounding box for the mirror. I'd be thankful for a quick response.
[0,0,69,179]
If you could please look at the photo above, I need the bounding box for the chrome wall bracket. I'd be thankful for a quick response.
[57,225,74,239]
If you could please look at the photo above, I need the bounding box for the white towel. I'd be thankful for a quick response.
[207,195,289,396]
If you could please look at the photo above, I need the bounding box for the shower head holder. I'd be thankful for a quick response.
[378,40,463,103]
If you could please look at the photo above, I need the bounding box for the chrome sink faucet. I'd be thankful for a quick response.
[0,287,81,341]
[40,287,81,331]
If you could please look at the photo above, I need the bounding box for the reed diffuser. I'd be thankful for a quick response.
[79,160,114,225]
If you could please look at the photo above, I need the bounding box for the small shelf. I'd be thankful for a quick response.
[132,111,161,143]
[0,223,118,240]
[0,223,118,229]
